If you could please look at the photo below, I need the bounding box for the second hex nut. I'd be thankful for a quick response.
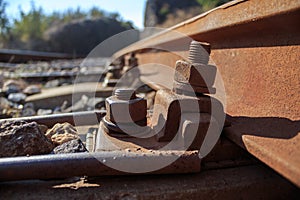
[105,89,147,124]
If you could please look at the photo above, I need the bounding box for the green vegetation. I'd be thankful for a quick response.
[157,3,170,23]
[0,0,9,47]
[196,0,219,12]
[12,2,46,44]
[196,0,230,12]
[153,0,231,26]
[159,4,170,18]
[0,1,134,50]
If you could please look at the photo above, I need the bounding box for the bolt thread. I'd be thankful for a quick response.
[114,88,136,100]
[188,41,211,65]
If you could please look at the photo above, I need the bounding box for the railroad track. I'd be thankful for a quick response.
[0,0,299,198]
[0,57,109,84]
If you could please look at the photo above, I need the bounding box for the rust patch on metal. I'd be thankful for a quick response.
[174,61,216,88]
[224,116,300,187]
[106,96,147,124]
[151,89,222,141]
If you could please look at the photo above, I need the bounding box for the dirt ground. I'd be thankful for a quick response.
[0,164,299,200]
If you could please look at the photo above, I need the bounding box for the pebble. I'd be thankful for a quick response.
[8,93,27,103]
[44,79,60,88]
[45,122,80,146]
[53,139,87,154]
[0,97,11,109]
[23,85,41,95]
[3,80,26,94]
[22,108,36,117]
[37,109,52,116]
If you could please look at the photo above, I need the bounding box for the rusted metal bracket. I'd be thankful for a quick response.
[111,0,300,187]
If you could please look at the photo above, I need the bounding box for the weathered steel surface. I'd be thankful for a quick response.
[202,135,257,169]
[115,0,300,120]
[115,0,300,56]
[105,91,147,124]
[224,116,300,187]
[174,61,216,89]
[113,0,300,186]
[0,150,201,181]
[0,165,298,199]
[0,49,75,63]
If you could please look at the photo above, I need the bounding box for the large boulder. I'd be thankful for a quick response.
[44,18,139,55]
[143,0,231,32]
[0,120,54,157]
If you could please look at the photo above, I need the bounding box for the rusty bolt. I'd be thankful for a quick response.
[173,41,216,93]
[188,41,211,65]
[114,88,136,100]
[105,88,147,124]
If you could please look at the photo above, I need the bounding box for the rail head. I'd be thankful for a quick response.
[113,0,300,58]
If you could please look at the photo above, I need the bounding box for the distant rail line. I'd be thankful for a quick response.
[0,48,79,63]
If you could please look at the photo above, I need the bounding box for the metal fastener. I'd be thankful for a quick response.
[103,88,147,134]
[173,40,216,95]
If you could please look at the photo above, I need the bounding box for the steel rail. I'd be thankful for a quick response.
[0,49,77,63]
[114,0,300,58]
[0,109,254,182]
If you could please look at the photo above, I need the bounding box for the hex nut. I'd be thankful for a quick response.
[106,96,147,124]
[174,60,216,88]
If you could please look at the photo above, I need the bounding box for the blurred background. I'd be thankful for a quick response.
[0,0,231,56]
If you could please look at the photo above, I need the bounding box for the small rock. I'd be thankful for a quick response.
[44,79,60,88]
[24,102,35,109]
[0,97,11,109]
[53,139,87,154]
[53,106,62,114]
[64,95,89,112]
[0,120,54,157]
[38,124,48,134]
[8,93,27,103]
[23,85,41,95]
[45,122,79,146]
[37,109,52,116]
[88,97,105,110]
[22,107,36,117]
[3,80,27,94]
